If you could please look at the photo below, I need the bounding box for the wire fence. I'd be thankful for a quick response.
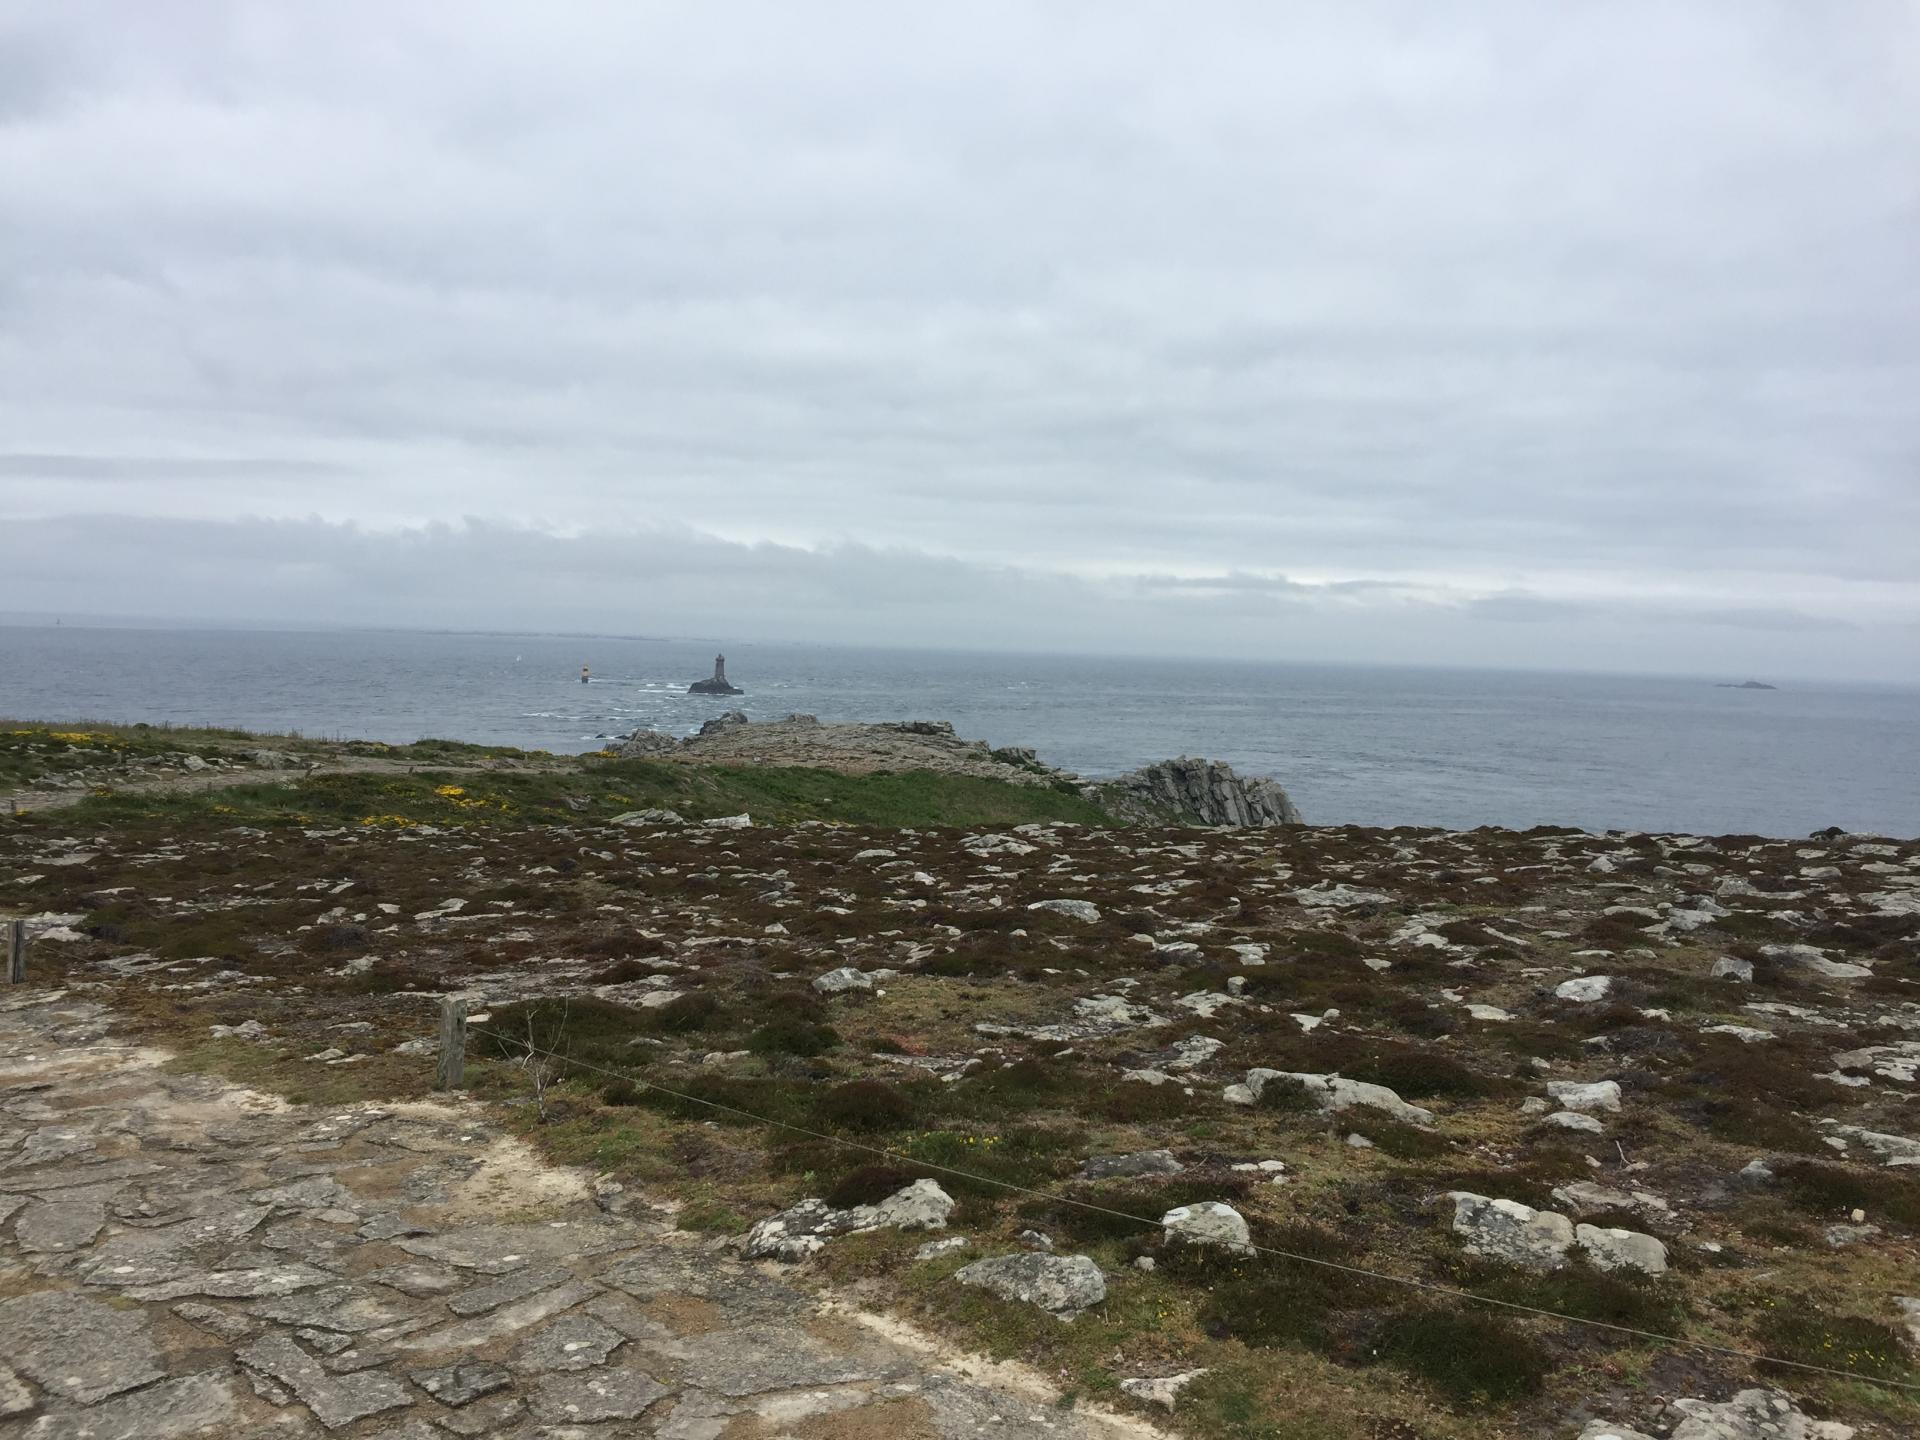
[466,1021,1920,1398]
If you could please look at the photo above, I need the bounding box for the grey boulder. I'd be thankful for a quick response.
[742,1180,955,1262]
[1161,1201,1253,1255]
[953,1253,1106,1319]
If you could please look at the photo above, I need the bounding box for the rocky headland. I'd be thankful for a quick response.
[0,720,1915,1439]
[614,714,1303,829]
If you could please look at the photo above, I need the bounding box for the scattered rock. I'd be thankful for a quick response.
[1556,976,1615,1003]
[1077,1150,1183,1182]
[1667,1388,1855,1440]
[1235,1069,1435,1125]
[811,966,874,994]
[1120,1368,1210,1412]
[1546,1079,1622,1113]
[1027,899,1102,923]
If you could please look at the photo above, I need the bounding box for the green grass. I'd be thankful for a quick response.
[0,719,531,790]
[24,757,1118,831]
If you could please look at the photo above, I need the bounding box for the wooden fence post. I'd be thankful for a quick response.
[435,997,468,1090]
[8,919,25,984]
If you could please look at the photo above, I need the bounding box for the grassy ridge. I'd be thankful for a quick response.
[25,759,1118,830]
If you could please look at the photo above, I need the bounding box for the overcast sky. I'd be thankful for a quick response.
[2,2,1916,679]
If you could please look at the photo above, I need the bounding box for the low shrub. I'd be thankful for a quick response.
[1453,1258,1687,1334]
[647,991,723,1033]
[1753,1300,1915,1383]
[1372,1307,1550,1402]
[601,1077,641,1106]
[1094,1080,1195,1123]
[1344,1114,1448,1159]
[825,1163,923,1208]
[1773,1159,1920,1227]
[746,1016,840,1057]
[815,1079,917,1132]
[1346,1048,1501,1100]
[1258,1076,1320,1114]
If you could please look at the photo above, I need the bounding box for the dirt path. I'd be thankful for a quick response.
[0,990,1168,1439]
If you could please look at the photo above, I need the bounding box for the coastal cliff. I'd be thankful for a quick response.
[1088,755,1301,827]
[614,715,1301,827]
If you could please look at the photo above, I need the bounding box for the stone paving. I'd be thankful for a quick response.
[0,991,1161,1440]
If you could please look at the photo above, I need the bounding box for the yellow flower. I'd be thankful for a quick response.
[435,785,466,797]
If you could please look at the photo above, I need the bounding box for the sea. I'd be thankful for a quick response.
[2,624,1915,839]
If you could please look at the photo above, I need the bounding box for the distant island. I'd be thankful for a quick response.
[688,652,744,695]
[1716,679,1778,690]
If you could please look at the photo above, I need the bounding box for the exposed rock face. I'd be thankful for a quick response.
[671,716,1071,787]
[689,653,744,695]
[698,710,751,735]
[612,729,681,759]
[1092,757,1301,828]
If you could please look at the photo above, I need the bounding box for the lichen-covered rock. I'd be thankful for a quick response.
[1120,1368,1210,1412]
[1448,1192,1576,1270]
[1077,1149,1183,1181]
[1238,1069,1435,1125]
[610,806,686,825]
[811,966,874,994]
[742,1180,955,1261]
[1547,1079,1622,1112]
[1668,1388,1855,1439]
[1546,1110,1606,1133]
[1574,1223,1668,1275]
[1448,1193,1667,1275]
[1028,898,1101,922]
[953,1253,1106,1319]
[1555,975,1615,1002]
[1161,1202,1252,1255]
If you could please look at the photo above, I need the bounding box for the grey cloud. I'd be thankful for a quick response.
[0,514,1904,681]
[0,3,1915,675]
[0,454,353,481]
[1470,589,1856,634]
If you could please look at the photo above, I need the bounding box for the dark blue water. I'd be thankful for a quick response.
[3,625,1915,837]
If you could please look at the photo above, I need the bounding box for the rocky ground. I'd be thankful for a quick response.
[1,722,1917,1438]
[0,990,1166,1439]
